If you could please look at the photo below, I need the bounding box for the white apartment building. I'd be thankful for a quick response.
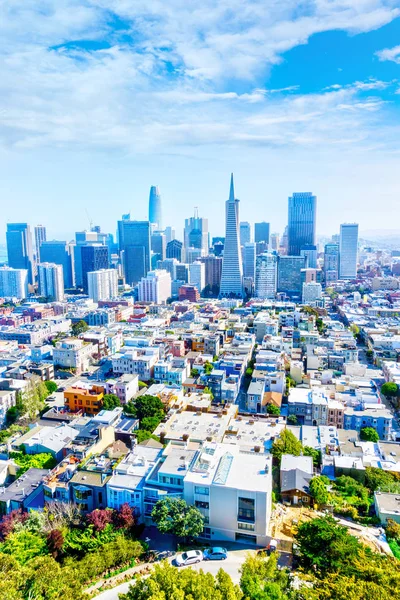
[302,282,322,305]
[189,261,205,293]
[53,338,94,374]
[112,348,159,380]
[137,270,171,303]
[142,442,272,546]
[38,263,64,302]
[104,374,139,404]
[0,267,28,300]
[255,253,277,299]
[87,269,118,302]
[0,390,16,427]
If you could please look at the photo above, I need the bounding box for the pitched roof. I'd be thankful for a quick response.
[280,469,312,494]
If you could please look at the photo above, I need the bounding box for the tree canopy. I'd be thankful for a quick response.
[151,497,204,540]
[381,382,398,398]
[102,393,121,410]
[124,395,165,422]
[271,429,303,464]
[71,320,89,336]
[360,427,379,442]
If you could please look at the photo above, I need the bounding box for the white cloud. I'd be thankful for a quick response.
[0,1,399,153]
[376,44,400,63]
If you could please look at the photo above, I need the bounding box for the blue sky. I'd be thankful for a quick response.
[1,1,400,242]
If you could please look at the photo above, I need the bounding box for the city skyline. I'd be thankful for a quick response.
[2,4,400,237]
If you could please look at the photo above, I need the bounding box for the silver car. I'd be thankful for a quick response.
[175,550,204,566]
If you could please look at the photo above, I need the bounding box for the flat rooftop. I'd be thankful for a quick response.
[222,416,286,452]
[154,410,233,443]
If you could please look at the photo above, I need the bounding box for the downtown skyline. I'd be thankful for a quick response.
[1,3,400,238]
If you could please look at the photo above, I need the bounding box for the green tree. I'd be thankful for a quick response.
[381,382,399,398]
[204,361,214,375]
[240,552,290,600]
[140,416,161,432]
[190,368,199,378]
[44,380,58,395]
[271,429,303,464]
[386,518,400,541]
[360,427,379,442]
[309,476,330,505]
[295,516,360,575]
[25,555,85,600]
[134,430,160,444]
[365,467,400,493]
[19,379,46,420]
[71,320,89,336]
[102,393,121,410]
[287,414,298,425]
[203,386,214,400]
[0,531,47,565]
[10,452,57,477]
[5,406,20,426]
[124,395,164,422]
[350,324,360,338]
[304,446,322,466]
[151,497,204,540]
[267,403,280,416]
[120,560,242,600]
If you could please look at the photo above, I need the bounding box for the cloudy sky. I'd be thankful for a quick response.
[1,1,400,241]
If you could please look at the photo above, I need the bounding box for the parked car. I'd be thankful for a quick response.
[175,550,203,566]
[203,547,228,561]
[57,386,65,392]
[46,396,56,402]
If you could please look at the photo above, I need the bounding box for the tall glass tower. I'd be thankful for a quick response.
[287,192,316,256]
[219,174,244,298]
[6,223,34,284]
[149,186,162,230]
[339,223,359,279]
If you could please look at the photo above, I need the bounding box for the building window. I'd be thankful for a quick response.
[238,497,255,523]
[194,486,209,496]
[195,500,209,510]
[238,522,255,531]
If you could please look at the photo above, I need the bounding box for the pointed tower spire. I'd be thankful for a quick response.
[229,172,235,202]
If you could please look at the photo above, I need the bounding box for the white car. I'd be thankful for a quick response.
[175,550,203,566]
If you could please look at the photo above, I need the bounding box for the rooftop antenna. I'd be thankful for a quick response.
[194,206,199,219]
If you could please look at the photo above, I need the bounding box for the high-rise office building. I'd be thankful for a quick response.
[240,222,251,246]
[287,192,316,256]
[0,267,28,299]
[339,223,359,279]
[243,242,256,280]
[219,174,244,298]
[300,245,317,269]
[74,230,104,287]
[38,263,64,302]
[34,225,47,263]
[137,270,171,303]
[6,223,34,284]
[184,209,209,255]
[149,186,162,230]
[302,282,322,305]
[166,239,183,262]
[40,241,74,288]
[324,243,339,284]
[81,244,109,293]
[270,233,280,251]
[118,220,151,286]
[201,255,223,291]
[175,263,189,283]
[151,232,166,262]
[189,261,205,293]
[255,253,277,299]
[164,226,175,244]
[254,222,270,245]
[277,256,306,297]
[87,269,118,301]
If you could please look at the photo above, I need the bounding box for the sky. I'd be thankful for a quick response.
[1,1,400,242]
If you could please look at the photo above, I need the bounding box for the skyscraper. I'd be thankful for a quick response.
[166,239,183,262]
[300,245,317,269]
[118,220,151,286]
[324,243,339,284]
[81,244,109,293]
[339,223,359,279]
[277,256,306,297]
[149,186,162,230]
[38,263,64,302]
[0,267,28,299]
[254,222,270,245]
[219,174,244,298]
[201,255,223,292]
[287,192,317,256]
[243,242,256,280]
[151,232,166,264]
[34,225,47,263]
[6,223,34,284]
[87,269,118,301]
[255,253,278,299]
[40,241,74,288]
[240,222,251,246]
[184,209,209,255]
[189,261,205,293]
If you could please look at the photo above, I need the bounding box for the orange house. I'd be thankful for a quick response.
[64,385,104,416]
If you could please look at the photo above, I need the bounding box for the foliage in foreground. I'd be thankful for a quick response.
[151,496,204,539]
